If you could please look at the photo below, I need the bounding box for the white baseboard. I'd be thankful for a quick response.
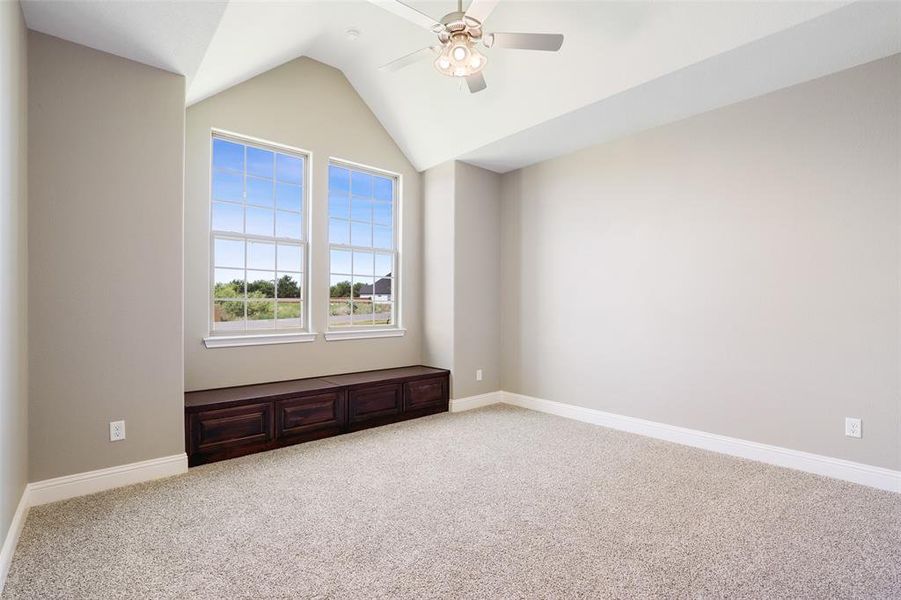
[0,489,29,595]
[450,391,504,413]
[27,453,188,507]
[501,392,900,493]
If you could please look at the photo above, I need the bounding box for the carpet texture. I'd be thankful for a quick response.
[4,404,900,599]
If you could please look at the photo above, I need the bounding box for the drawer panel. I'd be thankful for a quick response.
[404,377,447,411]
[192,402,273,451]
[348,383,402,423]
[277,391,345,437]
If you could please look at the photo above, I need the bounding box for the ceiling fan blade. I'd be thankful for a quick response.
[379,47,438,72]
[368,0,444,32]
[464,0,499,25]
[484,32,564,51]
[466,72,487,93]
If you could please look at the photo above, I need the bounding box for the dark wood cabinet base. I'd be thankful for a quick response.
[185,366,449,466]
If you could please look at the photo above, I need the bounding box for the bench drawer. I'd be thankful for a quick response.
[348,383,402,424]
[404,377,448,411]
[190,402,273,452]
[277,391,346,439]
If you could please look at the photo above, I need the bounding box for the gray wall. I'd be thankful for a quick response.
[422,162,455,375]
[185,57,422,391]
[453,162,501,398]
[0,0,28,545]
[500,55,901,470]
[422,161,501,399]
[28,33,185,481]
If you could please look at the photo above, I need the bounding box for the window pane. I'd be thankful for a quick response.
[374,302,393,326]
[330,274,352,299]
[212,170,243,202]
[214,238,244,268]
[276,273,301,299]
[373,201,392,226]
[212,139,244,172]
[329,194,349,219]
[374,176,393,201]
[330,249,351,275]
[351,197,372,222]
[329,165,350,194]
[212,202,243,233]
[353,276,374,299]
[247,240,275,271]
[277,244,302,272]
[276,211,302,240]
[372,277,393,302]
[352,300,374,325]
[329,301,352,328]
[247,147,274,179]
[246,207,273,236]
[373,225,393,250]
[276,299,302,327]
[351,171,372,196]
[374,253,392,279]
[276,182,301,212]
[213,300,245,330]
[277,154,303,185]
[246,271,275,298]
[246,177,274,207]
[329,219,349,245]
[351,222,372,247]
[213,269,244,298]
[247,299,276,329]
[353,251,373,276]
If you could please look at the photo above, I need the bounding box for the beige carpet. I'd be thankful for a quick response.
[4,404,900,599]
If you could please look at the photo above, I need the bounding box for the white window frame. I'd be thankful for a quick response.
[325,158,404,341]
[204,130,315,348]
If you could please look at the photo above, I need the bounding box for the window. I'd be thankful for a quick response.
[209,133,307,336]
[328,162,398,330]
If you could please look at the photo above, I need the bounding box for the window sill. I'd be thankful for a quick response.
[324,328,406,342]
[203,331,318,348]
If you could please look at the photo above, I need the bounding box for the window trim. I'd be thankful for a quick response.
[207,129,313,339]
[326,157,402,336]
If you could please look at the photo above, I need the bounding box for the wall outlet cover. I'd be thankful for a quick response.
[110,420,126,442]
[476,369,483,381]
[844,417,861,439]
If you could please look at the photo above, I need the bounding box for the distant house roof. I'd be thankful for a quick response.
[358,274,392,296]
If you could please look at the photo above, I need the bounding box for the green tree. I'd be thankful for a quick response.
[277,275,300,299]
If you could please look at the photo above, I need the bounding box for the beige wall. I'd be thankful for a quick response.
[185,58,422,391]
[501,55,901,470]
[0,0,28,546]
[28,33,185,481]
[453,162,501,399]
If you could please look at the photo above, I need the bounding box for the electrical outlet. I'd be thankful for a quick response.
[476,369,483,382]
[844,417,861,439]
[109,420,126,442]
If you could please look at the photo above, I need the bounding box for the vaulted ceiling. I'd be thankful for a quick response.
[21,1,901,172]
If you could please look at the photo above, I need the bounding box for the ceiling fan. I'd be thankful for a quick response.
[370,0,564,93]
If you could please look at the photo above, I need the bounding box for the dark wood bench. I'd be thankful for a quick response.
[184,365,450,466]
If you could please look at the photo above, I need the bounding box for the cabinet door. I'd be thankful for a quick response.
[404,377,448,411]
[348,383,403,424]
[277,391,346,439]
[190,402,273,453]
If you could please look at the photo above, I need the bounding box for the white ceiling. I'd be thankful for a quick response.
[21,1,901,173]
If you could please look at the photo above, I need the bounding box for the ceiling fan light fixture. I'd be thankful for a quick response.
[433,34,487,78]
